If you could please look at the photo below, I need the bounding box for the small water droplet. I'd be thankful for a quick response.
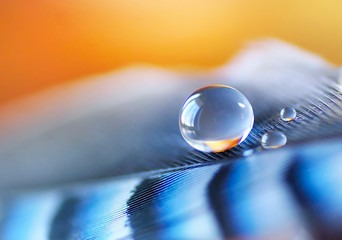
[261,131,287,149]
[179,85,254,152]
[280,107,296,122]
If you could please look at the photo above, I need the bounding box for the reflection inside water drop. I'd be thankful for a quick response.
[261,131,287,149]
[242,149,254,157]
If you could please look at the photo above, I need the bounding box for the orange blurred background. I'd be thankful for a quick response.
[1,0,342,104]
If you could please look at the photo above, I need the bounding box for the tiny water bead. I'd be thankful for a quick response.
[179,85,254,152]
[280,107,296,122]
[261,131,287,149]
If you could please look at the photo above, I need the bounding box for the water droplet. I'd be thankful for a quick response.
[179,85,254,152]
[261,131,287,149]
[280,107,296,122]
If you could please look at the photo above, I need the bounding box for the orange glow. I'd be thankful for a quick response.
[1,0,342,103]
[205,138,241,153]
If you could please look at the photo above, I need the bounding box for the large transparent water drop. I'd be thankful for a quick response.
[261,131,287,149]
[179,85,254,152]
[280,107,296,122]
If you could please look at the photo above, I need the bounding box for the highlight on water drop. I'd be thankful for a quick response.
[242,149,254,157]
[261,131,287,149]
[280,107,296,122]
[179,85,254,152]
